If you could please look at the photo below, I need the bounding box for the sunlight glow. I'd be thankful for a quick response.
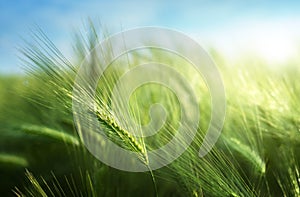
[202,19,300,65]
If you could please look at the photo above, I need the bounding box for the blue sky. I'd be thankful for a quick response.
[1,0,300,73]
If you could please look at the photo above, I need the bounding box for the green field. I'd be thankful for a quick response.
[0,26,299,197]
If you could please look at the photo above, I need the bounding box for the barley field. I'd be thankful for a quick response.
[0,25,299,197]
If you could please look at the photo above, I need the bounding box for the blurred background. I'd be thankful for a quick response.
[1,0,300,74]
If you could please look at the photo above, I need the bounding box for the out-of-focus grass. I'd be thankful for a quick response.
[0,25,299,196]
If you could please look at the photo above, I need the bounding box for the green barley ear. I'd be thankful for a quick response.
[0,153,28,167]
[224,137,266,175]
[93,107,158,195]
[19,124,80,146]
[95,108,146,156]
